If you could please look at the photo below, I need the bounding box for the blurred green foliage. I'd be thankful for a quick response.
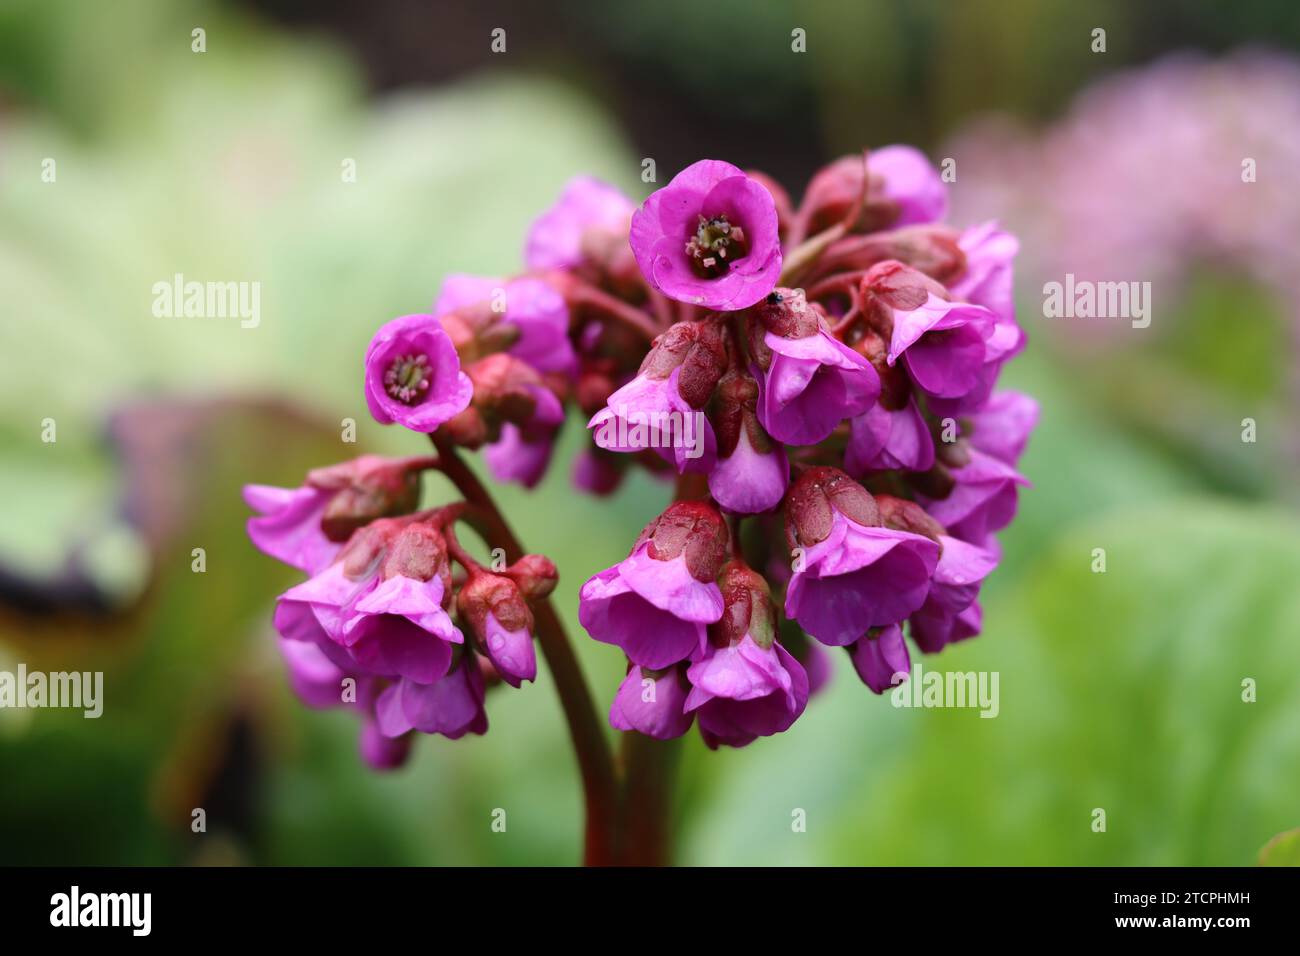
[0,0,1296,865]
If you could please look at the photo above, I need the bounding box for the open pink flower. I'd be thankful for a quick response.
[630,160,781,310]
[274,521,464,687]
[752,289,879,446]
[686,635,808,749]
[364,314,473,432]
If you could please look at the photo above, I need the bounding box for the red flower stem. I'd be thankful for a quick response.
[617,731,682,866]
[431,435,619,865]
[563,277,664,342]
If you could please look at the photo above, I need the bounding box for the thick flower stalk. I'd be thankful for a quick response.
[244,151,1036,864]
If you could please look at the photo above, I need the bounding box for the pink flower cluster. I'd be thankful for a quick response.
[576,152,1035,747]
[246,146,1036,762]
[245,457,557,769]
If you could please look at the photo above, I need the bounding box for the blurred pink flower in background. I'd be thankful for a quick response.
[947,49,1300,341]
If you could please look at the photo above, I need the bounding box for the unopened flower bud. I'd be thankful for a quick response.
[306,455,427,542]
[874,494,946,544]
[457,572,537,687]
[711,561,777,650]
[381,521,453,597]
[785,466,880,549]
[467,354,543,427]
[504,553,559,601]
[638,499,731,584]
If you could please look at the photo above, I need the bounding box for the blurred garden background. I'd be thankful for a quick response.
[2,0,1298,865]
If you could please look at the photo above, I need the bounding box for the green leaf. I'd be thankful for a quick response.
[682,498,1300,865]
[1258,828,1300,867]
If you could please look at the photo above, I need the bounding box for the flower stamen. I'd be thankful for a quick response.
[384,353,432,404]
[686,214,748,279]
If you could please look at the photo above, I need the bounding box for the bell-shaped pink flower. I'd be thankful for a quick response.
[684,561,808,748]
[921,450,1029,547]
[784,468,940,646]
[274,520,464,686]
[848,624,911,693]
[845,399,935,474]
[609,664,693,740]
[708,369,788,514]
[375,651,488,740]
[752,288,879,446]
[909,535,999,653]
[579,501,728,669]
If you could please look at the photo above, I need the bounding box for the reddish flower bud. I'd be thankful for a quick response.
[785,466,881,549]
[806,226,966,286]
[504,553,559,601]
[711,561,777,649]
[862,259,950,312]
[467,354,543,427]
[754,287,822,340]
[575,362,619,417]
[306,455,427,542]
[874,494,946,544]
[457,572,537,687]
[441,405,489,448]
[381,522,453,597]
[638,499,730,584]
[675,319,727,410]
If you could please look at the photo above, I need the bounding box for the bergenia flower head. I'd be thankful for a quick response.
[609,664,694,740]
[456,564,553,688]
[375,649,488,740]
[275,518,463,686]
[708,367,788,514]
[630,160,782,310]
[249,144,1036,798]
